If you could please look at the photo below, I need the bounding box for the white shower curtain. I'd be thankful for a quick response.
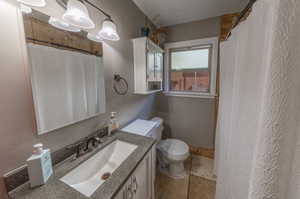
[215,0,300,198]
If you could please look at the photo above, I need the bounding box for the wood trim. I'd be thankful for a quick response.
[189,146,214,159]
[220,13,240,42]
[23,15,102,56]
[220,8,253,42]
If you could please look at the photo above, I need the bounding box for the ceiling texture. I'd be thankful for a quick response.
[132,0,249,27]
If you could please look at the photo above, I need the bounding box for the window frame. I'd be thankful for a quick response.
[164,37,219,98]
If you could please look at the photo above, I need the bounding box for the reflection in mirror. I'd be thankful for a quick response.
[22,10,105,135]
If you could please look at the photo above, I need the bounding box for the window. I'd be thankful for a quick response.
[164,38,218,98]
[170,47,211,92]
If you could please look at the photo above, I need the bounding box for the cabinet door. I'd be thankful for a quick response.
[114,177,132,199]
[155,52,163,81]
[151,145,157,199]
[133,153,151,199]
[147,42,156,82]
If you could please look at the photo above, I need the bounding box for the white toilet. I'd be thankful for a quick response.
[122,117,190,179]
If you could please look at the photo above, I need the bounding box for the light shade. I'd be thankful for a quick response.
[87,33,103,43]
[20,4,32,14]
[17,0,46,7]
[63,0,95,29]
[98,18,120,41]
[48,17,81,32]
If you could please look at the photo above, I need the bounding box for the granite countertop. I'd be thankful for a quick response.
[9,131,155,199]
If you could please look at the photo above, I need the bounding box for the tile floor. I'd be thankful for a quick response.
[156,155,216,199]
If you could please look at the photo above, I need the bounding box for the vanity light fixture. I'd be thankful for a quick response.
[57,0,120,41]
[20,4,32,14]
[48,17,81,32]
[87,33,103,43]
[62,0,95,29]
[56,0,120,42]
[98,18,120,41]
[17,0,46,7]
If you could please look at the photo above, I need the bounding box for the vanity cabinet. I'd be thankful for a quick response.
[114,146,156,199]
[114,178,131,199]
[132,37,164,94]
[151,145,156,199]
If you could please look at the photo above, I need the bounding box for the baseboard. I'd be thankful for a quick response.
[189,146,214,159]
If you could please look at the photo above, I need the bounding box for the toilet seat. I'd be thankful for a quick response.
[157,139,189,161]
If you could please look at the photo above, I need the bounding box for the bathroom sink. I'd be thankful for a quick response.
[60,140,138,197]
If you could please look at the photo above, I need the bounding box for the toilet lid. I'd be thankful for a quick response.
[121,119,157,136]
[158,139,189,156]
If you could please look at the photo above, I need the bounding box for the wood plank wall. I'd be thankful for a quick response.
[23,15,102,56]
[220,13,240,41]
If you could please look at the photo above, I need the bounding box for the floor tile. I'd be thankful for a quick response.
[155,158,191,199]
[155,155,216,199]
[191,155,216,181]
[188,175,216,199]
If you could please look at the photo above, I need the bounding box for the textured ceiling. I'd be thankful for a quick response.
[132,0,249,26]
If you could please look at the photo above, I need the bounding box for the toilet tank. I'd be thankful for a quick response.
[151,117,164,141]
[121,118,164,142]
[122,119,157,138]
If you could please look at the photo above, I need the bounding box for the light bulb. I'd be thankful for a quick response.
[17,0,46,7]
[87,33,103,43]
[98,18,120,41]
[62,0,95,29]
[48,17,81,32]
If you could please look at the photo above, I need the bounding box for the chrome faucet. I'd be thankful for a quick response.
[85,136,101,152]
[68,135,103,159]
[67,129,108,159]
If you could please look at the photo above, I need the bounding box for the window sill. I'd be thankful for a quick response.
[163,91,216,99]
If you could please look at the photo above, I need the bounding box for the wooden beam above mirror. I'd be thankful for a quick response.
[23,15,102,56]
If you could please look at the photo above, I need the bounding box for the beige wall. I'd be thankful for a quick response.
[156,17,220,149]
[0,0,155,197]
[156,96,216,148]
[165,17,220,43]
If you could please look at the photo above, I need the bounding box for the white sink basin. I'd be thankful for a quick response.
[60,140,138,197]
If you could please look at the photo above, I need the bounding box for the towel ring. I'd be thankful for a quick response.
[113,74,128,95]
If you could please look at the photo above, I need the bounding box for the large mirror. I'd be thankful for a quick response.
[21,7,106,135]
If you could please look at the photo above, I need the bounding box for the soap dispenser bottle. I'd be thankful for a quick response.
[108,112,119,136]
[27,143,53,187]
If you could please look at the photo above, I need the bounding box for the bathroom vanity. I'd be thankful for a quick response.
[9,132,156,199]
[114,146,156,199]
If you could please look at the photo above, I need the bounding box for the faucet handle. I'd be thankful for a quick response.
[92,136,102,147]
[75,142,87,158]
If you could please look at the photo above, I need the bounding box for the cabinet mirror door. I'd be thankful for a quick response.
[147,47,156,82]
[155,52,163,81]
[22,10,105,135]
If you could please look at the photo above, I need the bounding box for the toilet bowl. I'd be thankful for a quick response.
[156,138,189,179]
[122,117,190,179]
[151,117,189,179]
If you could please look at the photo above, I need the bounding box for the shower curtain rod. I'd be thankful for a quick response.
[225,0,257,40]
